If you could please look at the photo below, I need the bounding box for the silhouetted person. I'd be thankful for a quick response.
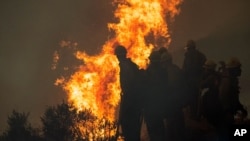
[161,51,187,141]
[217,57,248,140]
[114,45,142,141]
[218,61,227,75]
[158,47,169,55]
[199,60,224,140]
[219,57,248,124]
[144,51,168,141]
[182,40,206,119]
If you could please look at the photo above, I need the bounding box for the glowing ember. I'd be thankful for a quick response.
[51,51,59,70]
[55,0,183,136]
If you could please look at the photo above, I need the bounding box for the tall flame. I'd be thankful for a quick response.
[56,0,183,123]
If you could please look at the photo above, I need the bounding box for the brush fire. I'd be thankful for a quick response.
[54,0,183,140]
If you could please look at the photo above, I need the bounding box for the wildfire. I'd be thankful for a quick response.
[55,0,183,138]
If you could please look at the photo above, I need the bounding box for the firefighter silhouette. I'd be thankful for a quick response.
[182,40,207,119]
[144,51,168,141]
[200,60,224,128]
[161,51,187,141]
[114,45,142,141]
[219,57,248,124]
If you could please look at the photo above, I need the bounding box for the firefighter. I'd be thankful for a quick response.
[161,52,187,141]
[114,45,142,141]
[182,39,207,119]
[144,51,168,141]
[219,57,248,124]
[199,60,224,128]
[217,57,248,140]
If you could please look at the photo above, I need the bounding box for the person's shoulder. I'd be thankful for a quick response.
[193,50,206,61]
[173,64,183,75]
[126,58,139,69]
[196,49,206,56]
[168,63,179,70]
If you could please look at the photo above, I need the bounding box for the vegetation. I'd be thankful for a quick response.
[0,110,42,141]
[0,102,117,141]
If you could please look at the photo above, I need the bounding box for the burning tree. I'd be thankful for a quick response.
[41,102,117,141]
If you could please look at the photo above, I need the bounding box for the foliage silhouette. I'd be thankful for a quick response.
[41,101,117,141]
[0,110,42,141]
[0,102,118,141]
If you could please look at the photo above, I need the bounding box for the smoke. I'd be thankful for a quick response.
[1,0,250,133]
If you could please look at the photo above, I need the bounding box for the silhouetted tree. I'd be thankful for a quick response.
[41,101,117,141]
[0,110,42,141]
[41,102,77,141]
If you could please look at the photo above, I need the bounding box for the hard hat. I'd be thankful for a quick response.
[158,47,168,54]
[114,45,127,56]
[149,51,161,62]
[226,57,241,68]
[185,39,196,49]
[203,60,217,69]
[161,52,172,62]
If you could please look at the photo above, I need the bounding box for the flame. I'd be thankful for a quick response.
[56,0,183,137]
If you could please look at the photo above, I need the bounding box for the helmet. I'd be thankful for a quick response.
[161,52,172,63]
[203,60,217,70]
[158,47,168,55]
[114,45,127,56]
[149,51,161,62]
[226,57,241,68]
[185,39,196,49]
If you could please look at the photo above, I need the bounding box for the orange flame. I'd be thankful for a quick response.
[56,0,183,123]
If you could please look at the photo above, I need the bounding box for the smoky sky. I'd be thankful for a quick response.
[0,0,250,132]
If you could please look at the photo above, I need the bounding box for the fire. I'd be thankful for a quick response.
[109,0,183,68]
[55,0,183,138]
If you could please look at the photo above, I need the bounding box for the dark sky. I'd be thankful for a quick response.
[0,0,250,132]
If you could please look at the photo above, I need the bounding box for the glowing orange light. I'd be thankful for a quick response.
[55,0,183,138]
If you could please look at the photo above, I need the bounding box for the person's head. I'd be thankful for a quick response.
[203,60,217,73]
[158,47,168,55]
[226,57,241,77]
[149,51,161,64]
[185,40,196,51]
[219,61,226,68]
[114,45,127,60]
[161,52,172,65]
